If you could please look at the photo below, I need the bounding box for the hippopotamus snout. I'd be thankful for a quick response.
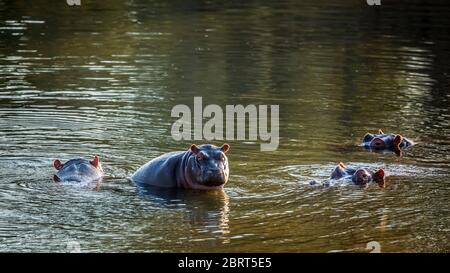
[352,168,372,185]
[203,168,227,186]
[205,167,224,178]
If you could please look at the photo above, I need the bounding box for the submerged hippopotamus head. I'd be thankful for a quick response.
[186,144,230,188]
[53,155,104,183]
[331,162,385,188]
[363,129,414,156]
[351,168,385,187]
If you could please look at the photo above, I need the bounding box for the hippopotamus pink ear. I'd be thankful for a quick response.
[393,134,403,146]
[393,134,403,156]
[378,129,384,134]
[221,143,230,153]
[53,159,63,170]
[190,144,200,155]
[90,155,100,168]
[373,169,385,188]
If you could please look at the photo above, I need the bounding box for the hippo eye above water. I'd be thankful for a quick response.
[370,137,386,149]
[220,153,225,161]
[196,153,205,161]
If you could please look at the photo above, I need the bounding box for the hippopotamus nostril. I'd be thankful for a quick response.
[206,169,221,174]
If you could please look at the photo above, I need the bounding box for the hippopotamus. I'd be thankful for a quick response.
[362,129,414,155]
[53,155,104,183]
[330,162,385,188]
[131,144,230,190]
[310,162,385,188]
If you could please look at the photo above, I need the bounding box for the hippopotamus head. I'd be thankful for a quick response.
[352,168,385,188]
[53,155,104,183]
[363,129,414,156]
[186,144,230,188]
[331,162,385,188]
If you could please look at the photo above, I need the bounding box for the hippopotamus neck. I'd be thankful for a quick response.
[174,152,190,188]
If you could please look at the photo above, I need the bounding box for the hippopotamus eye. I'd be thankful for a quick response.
[371,137,385,148]
[220,154,225,161]
[196,153,204,161]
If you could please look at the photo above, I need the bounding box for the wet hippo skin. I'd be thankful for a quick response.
[131,144,230,190]
[331,162,385,188]
[53,155,104,183]
[362,129,415,156]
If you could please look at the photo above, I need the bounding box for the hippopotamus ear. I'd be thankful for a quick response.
[221,143,230,153]
[373,169,386,188]
[363,133,374,143]
[393,134,403,156]
[53,159,63,170]
[90,155,100,168]
[393,134,403,146]
[190,144,200,155]
[378,129,384,134]
[331,163,345,179]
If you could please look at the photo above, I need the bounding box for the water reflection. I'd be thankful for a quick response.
[137,185,230,244]
[0,0,449,252]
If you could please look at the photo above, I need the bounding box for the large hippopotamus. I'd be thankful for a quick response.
[362,129,414,155]
[53,155,104,183]
[131,144,230,190]
[310,162,385,188]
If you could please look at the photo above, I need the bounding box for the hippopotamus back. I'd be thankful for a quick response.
[131,144,230,190]
[131,151,185,188]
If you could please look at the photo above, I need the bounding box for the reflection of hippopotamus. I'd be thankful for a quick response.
[330,162,385,188]
[137,185,230,226]
[362,129,414,156]
[310,162,385,188]
[131,185,230,245]
[53,155,104,183]
[131,144,230,190]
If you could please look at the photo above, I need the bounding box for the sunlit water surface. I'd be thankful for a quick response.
[0,0,449,252]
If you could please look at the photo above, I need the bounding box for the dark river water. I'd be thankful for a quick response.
[1,0,449,252]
